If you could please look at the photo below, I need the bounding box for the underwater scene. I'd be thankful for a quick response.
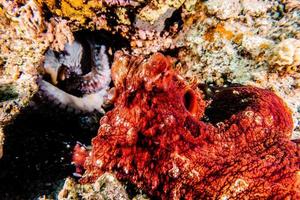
[0,0,299,199]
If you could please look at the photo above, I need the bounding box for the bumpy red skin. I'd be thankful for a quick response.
[82,53,300,199]
[72,143,89,175]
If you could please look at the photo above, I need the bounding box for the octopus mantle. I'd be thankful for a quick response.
[82,53,300,199]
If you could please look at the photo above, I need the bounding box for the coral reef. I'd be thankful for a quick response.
[134,0,185,32]
[179,0,300,138]
[269,38,300,73]
[81,53,300,199]
[0,79,38,158]
[0,0,74,115]
[205,0,241,20]
[36,0,140,32]
[0,0,75,159]
[57,173,130,200]
[36,0,104,26]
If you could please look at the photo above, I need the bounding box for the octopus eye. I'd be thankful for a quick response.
[183,90,197,115]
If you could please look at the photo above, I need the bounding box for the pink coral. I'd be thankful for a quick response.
[81,52,300,199]
[104,0,140,6]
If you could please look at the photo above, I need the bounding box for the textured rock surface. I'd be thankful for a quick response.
[180,0,300,139]
[58,173,130,200]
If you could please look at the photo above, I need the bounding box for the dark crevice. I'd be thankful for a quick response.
[203,88,253,124]
[0,104,97,199]
[164,7,183,33]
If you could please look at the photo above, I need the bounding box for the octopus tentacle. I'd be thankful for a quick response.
[60,42,83,76]
[38,79,106,113]
[40,39,111,113]
[79,45,111,94]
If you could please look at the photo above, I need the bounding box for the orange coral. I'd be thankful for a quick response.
[81,52,300,199]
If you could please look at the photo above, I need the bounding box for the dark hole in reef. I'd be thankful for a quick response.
[40,2,54,21]
[74,29,130,55]
[74,29,130,74]
[183,90,195,113]
[162,46,182,58]
[203,88,253,124]
[0,84,19,103]
[164,7,183,33]
[43,29,130,97]
[54,0,62,9]
[0,101,98,199]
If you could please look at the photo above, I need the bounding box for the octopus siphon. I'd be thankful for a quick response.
[79,52,300,199]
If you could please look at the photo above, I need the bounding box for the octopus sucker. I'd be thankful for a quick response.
[38,79,106,113]
[40,35,112,113]
[80,53,300,199]
[79,44,111,94]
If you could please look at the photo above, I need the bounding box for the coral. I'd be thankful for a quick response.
[135,0,185,32]
[81,53,300,199]
[36,0,104,25]
[285,0,300,12]
[180,0,300,138]
[36,0,139,31]
[1,0,48,77]
[204,0,241,20]
[0,0,76,162]
[241,35,274,58]
[241,0,269,16]
[269,38,300,74]
[48,18,74,51]
[131,29,178,55]
[104,0,140,6]
[57,173,131,200]
[0,0,73,78]
[2,0,45,39]
[0,77,38,159]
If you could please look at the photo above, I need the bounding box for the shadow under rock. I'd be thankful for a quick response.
[0,105,97,199]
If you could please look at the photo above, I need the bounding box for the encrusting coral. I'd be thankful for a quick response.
[36,0,140,32]
[269,38,300,73]
[180,0,300,139]
[79,53,300,199]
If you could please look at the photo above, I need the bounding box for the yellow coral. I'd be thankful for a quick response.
[116,7,131,25]
[137,0,186,24]
[269,38,300,73]
[37,0,104,25]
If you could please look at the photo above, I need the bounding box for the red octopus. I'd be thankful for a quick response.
[81,52,300,199]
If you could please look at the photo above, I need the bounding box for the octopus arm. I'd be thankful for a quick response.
[80,45,111,94]
[39,80,107,113]
[207,86,293,141]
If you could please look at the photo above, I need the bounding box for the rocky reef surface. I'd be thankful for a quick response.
[0,0,299,199]
[178,0,300,139]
